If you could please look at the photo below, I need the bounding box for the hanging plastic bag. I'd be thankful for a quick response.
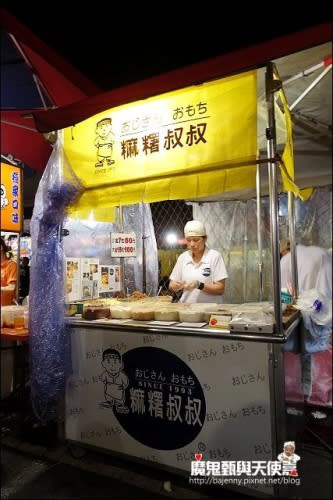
[294,289,332,327]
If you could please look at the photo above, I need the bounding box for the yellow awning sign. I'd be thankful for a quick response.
[64,71,258,207]
[278,87,301,197]
[273,64,301,199]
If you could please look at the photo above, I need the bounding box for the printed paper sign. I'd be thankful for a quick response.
[111,232,136,257]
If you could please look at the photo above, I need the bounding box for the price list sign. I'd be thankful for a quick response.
[110,232,137,257]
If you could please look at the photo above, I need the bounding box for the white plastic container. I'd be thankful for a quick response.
[154,307,179,322]
[131,308,155,321]
[1,305,27,328]
[178,309,204,323]
[110,305,132,319]
[24,309,29,329]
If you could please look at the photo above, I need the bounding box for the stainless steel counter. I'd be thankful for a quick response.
[67,313,300,343]
[64,318,300,497]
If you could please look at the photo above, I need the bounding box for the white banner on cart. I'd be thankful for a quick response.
[66,329,274,495]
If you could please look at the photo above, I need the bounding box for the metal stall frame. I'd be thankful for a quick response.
[62,62,302,499]
[65,316,300,499]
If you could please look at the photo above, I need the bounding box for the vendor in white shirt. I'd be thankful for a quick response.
[169,220,228,303]
[280,239,332,297]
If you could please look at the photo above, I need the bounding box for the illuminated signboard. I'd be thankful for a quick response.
[64,71,258,210]
[0,162,23,232]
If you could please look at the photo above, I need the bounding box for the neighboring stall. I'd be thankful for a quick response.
[1,161,24,399]
[29,27,331,498]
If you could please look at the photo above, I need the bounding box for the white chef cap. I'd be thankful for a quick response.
[184,220,206,237]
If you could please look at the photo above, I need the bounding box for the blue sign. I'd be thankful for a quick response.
[100,346,206,450]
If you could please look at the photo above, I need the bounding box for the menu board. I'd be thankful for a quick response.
[65,258,121,301]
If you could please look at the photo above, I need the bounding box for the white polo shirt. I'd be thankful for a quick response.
[280,244,332,297]
[169,247,228,303]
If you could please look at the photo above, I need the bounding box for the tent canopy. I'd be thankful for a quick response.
[30,23,331,197]
[262,42,331,191]
[32,23,331,132]
[0,7,99,110]
[0,7,101,213]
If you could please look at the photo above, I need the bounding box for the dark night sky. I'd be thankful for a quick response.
[2,4,332,91]
[2,4,331,221]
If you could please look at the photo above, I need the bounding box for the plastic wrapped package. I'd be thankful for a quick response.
[30,144,83,423]
[29,141,158,422]
[1,305,27,328]
[229,311,274,333]
[295,289,332,327]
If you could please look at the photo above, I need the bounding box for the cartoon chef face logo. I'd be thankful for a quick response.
[94,117,115,168]
[1,184,9,208]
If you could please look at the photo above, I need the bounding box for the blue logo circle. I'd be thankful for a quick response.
[113,346,206,450]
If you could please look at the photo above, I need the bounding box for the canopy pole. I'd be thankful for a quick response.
[8,34,54,109]
[16,233,21,304]
[288,192,299,300]
[282,56,332,85]
[265,62,283,334]
[242,202,248,302]
[256,164,264,301]
[142,210,146,294]
[117,206,126,295]
[289,64,332,110]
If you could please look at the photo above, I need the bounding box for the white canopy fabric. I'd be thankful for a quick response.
[273,42,332,189]
[194,41,332,202]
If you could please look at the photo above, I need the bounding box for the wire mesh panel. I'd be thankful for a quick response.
[150,200,193,295]
[193,199,273,303]
[279,187,332,250]
[150,186,332,303]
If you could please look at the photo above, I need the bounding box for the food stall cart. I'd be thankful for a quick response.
[1,161,25,400]
[28,30,331,498]
[65,310,301,498]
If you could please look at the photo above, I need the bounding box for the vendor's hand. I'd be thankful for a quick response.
[183,281,198,291]
[171,280,184,292]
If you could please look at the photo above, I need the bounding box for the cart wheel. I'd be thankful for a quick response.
[69,444,87,459]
